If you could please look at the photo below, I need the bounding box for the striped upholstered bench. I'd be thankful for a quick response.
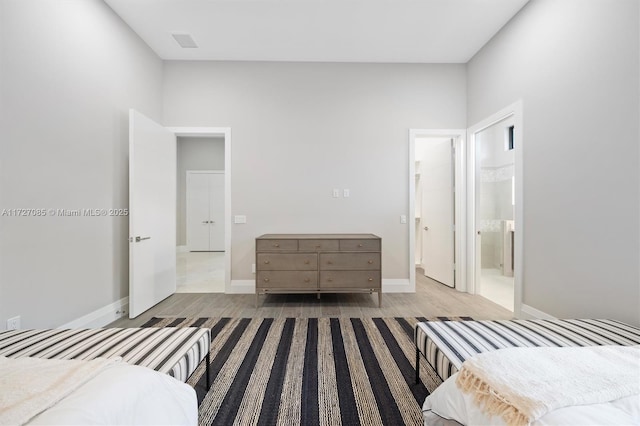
[0,327,211,386]
[414,318,640,384]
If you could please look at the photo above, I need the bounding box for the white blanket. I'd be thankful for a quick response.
[0,356,117,425]
[455,345,640,426]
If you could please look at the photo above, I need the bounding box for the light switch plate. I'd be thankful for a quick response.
[332,189,340,198]
[234,215,247,224]
[343,189,350,198]
[400,215,407,224]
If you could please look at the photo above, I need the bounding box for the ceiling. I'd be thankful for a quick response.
[104,0,530,63]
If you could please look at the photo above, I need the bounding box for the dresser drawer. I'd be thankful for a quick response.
[320,253,380,270]
[339,239,380,251]
[298,239,339,251]
[257,253,317,270]
[320,271,381,289]
[256,271,318,289]
[256,239,298,251]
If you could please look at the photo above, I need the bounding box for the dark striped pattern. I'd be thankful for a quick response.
[144,317,442,426]
[415,318,640,381]
[0,327,210,383]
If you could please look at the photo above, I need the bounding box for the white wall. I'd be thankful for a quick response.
[176,137,225,246]
[163,61,467,283]
[0,0,163,328]
[468,0,640,325]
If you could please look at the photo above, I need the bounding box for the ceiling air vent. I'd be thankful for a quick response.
[171,33,198,49]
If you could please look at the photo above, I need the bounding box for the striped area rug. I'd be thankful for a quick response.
[142,317,449,426]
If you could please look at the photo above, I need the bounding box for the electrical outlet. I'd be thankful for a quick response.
[7,316,20,330]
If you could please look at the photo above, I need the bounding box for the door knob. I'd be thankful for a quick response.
[202,221,208,224]
[424,226,429,231]
[134,236,151,242]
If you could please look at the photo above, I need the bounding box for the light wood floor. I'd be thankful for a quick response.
[109,271,513,327]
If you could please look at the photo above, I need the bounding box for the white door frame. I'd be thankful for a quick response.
[467,101,523,316]
[168,127,232,293]
[409,129,467,292]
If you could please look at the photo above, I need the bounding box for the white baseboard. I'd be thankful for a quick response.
[229,280,255,294]
[59,297,129,329]
[382,279,414,293]
[176,245,188,253]
[520,303,556,320]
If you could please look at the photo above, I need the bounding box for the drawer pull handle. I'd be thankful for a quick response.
[315,245,321,248]
[273,243,280,247]
[328,278,333,282]
[358,244,363,247]
[367,260,373,264]
[368,278,373,282]
[264,260,270,264]
[327,261,333,265]
[264,278,270,282]
[304,278,310,283]
[304,260,310,264]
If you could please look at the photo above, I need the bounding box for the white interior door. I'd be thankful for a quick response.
[129,110,176,318]
[186,171,225,251]
[186,172,211,251]
[208,173,225,251]
[420,138,455,287]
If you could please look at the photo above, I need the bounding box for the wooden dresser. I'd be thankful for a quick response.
[255,234,381,307]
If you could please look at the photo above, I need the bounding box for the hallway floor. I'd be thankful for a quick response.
[176,251,225,293]
[110,269,513,327]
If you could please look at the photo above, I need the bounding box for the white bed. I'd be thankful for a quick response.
[1,357,197,425]
[423,345,640,426]
[424,371,640,426]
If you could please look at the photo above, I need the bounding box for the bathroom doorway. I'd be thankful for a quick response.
[475,117,515,310]
[468,101,523,314]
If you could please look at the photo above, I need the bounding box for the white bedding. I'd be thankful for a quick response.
[424,372,640,426]
[27,363,197,425]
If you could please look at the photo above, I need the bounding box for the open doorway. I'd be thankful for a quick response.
[468,101,523,315]
[169,127,232,294]
[409,129,466,292]
[415,137,455,287]
[475,118,515,311]
[176,137,226,293]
